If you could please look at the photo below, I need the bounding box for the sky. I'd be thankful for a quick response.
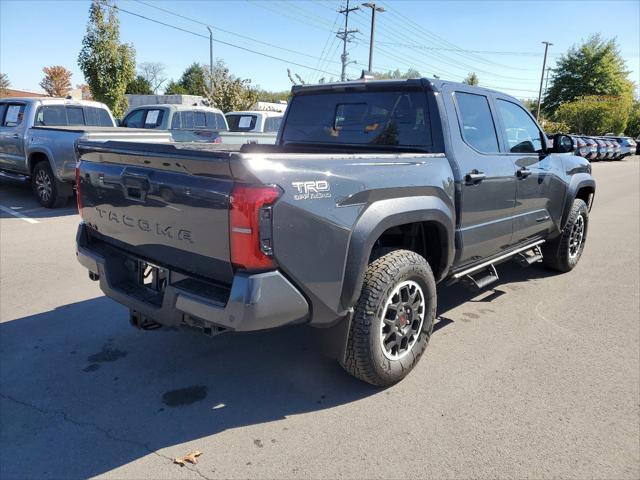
[1,0,639,99]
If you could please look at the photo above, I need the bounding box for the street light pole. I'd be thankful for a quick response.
[362,3,385,73]
[536,41,552,120]
[207,26,214,92]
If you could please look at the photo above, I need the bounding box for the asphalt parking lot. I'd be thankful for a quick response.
[1,157,638,480]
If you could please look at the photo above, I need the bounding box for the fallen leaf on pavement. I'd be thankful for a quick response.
[173,451,202,466]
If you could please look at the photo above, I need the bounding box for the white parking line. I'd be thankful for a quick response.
[0,205,40,224]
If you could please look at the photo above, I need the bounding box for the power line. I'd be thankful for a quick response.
[337,0,360,81]
[108,3,341,77]
[133,0,343,66]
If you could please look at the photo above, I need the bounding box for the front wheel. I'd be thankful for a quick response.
[542,198,589,272]
[32,161,67,208]
[340,249,437,387]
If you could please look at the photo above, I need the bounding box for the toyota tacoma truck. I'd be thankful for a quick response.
[0,98,170,208]
[75,78,595,386]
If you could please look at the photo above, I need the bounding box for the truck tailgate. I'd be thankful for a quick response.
[77,141,235,284]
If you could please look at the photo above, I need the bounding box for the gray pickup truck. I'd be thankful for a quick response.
[0,98,170,208]
[75,78,595,386]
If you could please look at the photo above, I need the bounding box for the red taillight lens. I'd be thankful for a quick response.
[75,166,83,217]
[230,184,280,271]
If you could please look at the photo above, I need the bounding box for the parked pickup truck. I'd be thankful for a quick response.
[75,78,595,386]
[0,98,171,208]
[220,110,282,144]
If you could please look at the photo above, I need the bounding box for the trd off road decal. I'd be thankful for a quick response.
[291,180,332,200]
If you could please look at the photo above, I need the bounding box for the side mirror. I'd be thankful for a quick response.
[553,134,574,153]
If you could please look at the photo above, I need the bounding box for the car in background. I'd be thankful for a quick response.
[0,97,170,207]
[572,136,588,157]
[581,137,598,160]
[593,138,608,160]
[604,136,636,159]
[225,110,283,134]
[636,136,640,155]
[121,104,228,143]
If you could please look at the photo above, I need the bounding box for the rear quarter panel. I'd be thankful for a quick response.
[231,152,455,324]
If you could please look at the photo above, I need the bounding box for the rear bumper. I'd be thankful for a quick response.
[76,223,309,332]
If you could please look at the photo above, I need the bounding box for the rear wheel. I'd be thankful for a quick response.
[32,161,67,208]
[340,249,436,386]
[542,198,588,272]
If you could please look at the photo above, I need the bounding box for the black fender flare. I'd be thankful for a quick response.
[339,195,455,311]
[561,174,595,229]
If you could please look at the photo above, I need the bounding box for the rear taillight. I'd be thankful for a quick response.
[229,184,281,271]
[75,166,83,217]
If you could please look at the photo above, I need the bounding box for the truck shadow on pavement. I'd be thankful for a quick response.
[0,262,555,479]
[0,180,78,219]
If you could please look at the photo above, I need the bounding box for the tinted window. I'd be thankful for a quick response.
[281,90,431,147]
[36,105,66,126]
[144,109,163,128]
[66,107,85,126]
[205,112,227,130]
[496,99,543,153]
[226,114,258,132]
[3,104,25,127]
[193,111,206,128]
[264,116,282,132]
[85,107,113,126]
[454,92,499,153]
[122,109,145,128]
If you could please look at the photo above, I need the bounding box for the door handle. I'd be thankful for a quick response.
[517,167,532,179]
[465,170,486,185]
[12,133,20,139]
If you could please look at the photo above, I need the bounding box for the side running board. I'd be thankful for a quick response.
[450,240,545,290]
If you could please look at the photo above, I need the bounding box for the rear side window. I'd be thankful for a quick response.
[454,92,499,153]
[227,114,257,132]
[172,110,226,130]
[495,99,543,153]
[281,90,431,147]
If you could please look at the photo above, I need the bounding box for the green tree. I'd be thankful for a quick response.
[256,89,290,103]
[462,72,479,86]
[203,60,258,113]
[543,34,634,115]
[78,0,136,117]
[626,102,640,137]
[126,75,153,94]
[553,95,633,135]
[0,73,11,97]
[174,63,207,95]
[164,80,188,95]
[373,68,421,80]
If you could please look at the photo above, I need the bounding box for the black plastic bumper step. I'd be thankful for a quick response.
[514,245,543,266]
[463,264,499,290]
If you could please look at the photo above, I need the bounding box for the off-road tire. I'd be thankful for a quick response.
[542,198,589,272]
[341,249,437,386]
[32,161,67,208]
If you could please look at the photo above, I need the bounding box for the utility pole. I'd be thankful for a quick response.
[207,26,214,92]
[337,0,359,81]
[543,66,551,94]
[536,41,552,120]
[362,3,385,73]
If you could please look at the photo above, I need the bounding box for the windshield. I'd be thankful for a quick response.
[281,89,431,148]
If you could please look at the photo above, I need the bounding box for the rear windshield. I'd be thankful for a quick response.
[35,105,113,127]
[281,90,431,148]
[171,110,227,130]
[226,114,258,132]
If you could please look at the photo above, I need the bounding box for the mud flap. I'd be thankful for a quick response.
[315,309,353,363]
